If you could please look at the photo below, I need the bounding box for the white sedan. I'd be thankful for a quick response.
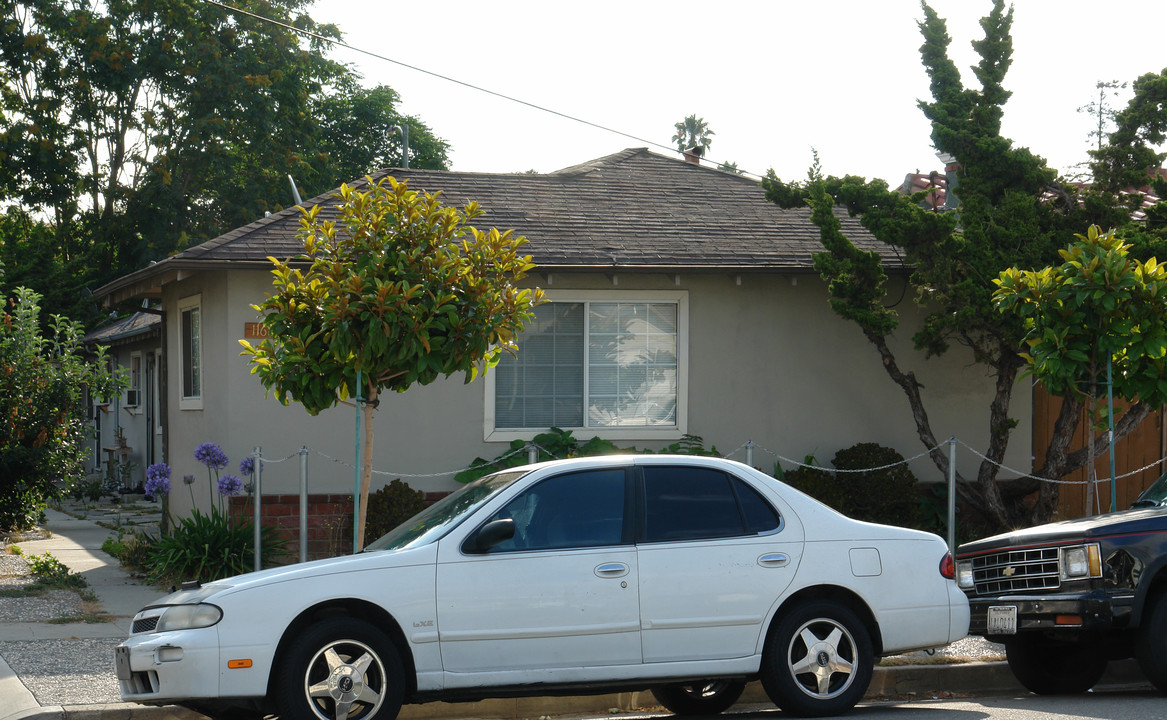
[115,455,968,719]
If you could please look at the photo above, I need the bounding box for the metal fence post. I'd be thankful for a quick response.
[299,446,309,563]
[745,441,754,468]
[947,438,957,557]
[528,443,538,465]
[253,446,263,573]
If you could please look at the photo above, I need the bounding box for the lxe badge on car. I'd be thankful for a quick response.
[116,456,968,719]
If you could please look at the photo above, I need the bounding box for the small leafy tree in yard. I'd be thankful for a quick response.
[994,226,1167,512]
[240,176,544,547]
[0,287,125,530]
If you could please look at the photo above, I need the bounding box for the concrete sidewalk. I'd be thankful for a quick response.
[0,501,1150,720]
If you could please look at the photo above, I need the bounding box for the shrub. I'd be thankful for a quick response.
[455,428,718,483]
[781,454,848,511]
[147,509,288,587]
[831,443,923,528]
[0,288,125,531]
[364,480,426,541]
[780,445,923,529]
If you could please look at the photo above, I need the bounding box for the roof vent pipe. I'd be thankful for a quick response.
[392,124,410,169]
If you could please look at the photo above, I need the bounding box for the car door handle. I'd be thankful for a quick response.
[595,562,630,578]
[758,553,790,568]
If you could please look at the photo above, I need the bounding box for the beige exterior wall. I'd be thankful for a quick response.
[160,267,1032,518]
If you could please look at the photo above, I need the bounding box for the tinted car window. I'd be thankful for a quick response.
[487,469,627,551]
[643,467,746,542]
[734,477,781,533]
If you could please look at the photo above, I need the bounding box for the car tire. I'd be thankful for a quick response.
[274,616,405,720]
[760,600,873,718]
[1005,637,1107,694]
[1135,589,1167,692]
[650,679,747,716]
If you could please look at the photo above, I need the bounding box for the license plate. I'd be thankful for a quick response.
[115,645,132,680]
[987,605,1018,635]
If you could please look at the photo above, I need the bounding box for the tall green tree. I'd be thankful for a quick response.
[0,286,125,530]
[239,176,543,547]
[0,0,450,321]
[994,225,1167,513]
[763,1,1160,530]
[672,114,714,155]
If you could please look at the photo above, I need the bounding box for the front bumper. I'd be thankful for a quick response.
[116,628,222,704]
[966,589,1135,639]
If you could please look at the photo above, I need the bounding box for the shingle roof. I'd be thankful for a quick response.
[82,308,161,345]
[96,148,896,303]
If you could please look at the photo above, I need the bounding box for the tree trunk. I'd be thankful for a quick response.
[356,386,377,549]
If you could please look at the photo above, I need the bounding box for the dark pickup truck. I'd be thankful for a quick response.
[955,471,1167,695]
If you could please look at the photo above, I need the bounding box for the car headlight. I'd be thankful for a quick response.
[1062,543,1102,579]
[156,603,223,632]
[956,560,975,589]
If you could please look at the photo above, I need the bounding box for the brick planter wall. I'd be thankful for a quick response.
[229,491,450,562]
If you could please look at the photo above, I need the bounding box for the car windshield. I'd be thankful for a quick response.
[1132,470,1167,508]
[363,469,528,552]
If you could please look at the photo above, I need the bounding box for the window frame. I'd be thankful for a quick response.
[125,351,142,409]
[638,466,785,545]
[178,294,202,411]
[484,289,689,442]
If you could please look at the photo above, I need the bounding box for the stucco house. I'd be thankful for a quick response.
[93,148,1032,531]
[81,304,163,492]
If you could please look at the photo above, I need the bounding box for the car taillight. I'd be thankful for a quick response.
[939,552,955,579]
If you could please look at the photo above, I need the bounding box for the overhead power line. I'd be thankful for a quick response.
[204,0,762,180]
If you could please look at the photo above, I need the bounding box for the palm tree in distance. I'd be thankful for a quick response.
[672,114,714,156]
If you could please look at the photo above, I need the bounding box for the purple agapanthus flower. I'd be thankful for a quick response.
[217,474,243,497]
[144,463,171,500]
[183,474,195,486]
[194,442,229,470]
[239,456,263,477]
[195,442,229,470]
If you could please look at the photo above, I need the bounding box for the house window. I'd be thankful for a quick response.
[125,352,142,408]
[487,291,687,440]
[178,295,202,410]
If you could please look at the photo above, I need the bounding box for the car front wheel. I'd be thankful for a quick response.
[1005,637,1107,694]
[761,600,873,717]
[651,679,746,715]
[275,617,405,720]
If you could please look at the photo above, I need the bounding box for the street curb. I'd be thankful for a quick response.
[7,659,1152,720]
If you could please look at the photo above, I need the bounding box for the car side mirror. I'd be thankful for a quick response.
[464,518,516,554]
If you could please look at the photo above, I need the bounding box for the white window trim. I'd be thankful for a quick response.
[484,289,689,442]
[178,294,203,411]
[125,351,142,411]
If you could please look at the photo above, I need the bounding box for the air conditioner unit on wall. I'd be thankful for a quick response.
[125,389,140,407]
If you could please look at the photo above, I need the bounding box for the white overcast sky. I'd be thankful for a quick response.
[308,0,1167,185]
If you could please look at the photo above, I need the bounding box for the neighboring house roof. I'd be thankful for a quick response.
[82,307,162,347]
[96,148,896,305]
[900,172,948,210]
[902,166,1166,220]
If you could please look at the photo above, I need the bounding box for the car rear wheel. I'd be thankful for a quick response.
[760,600,873,717]
[651,679,746,715]
[1135,590,1167,692]
[1005,637,1107,694]
[275,617,405,720]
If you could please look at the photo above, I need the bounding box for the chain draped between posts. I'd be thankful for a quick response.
[242,438,1167,566]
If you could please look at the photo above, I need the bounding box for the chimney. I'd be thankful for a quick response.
[682,146,704,165]
[937,152,960,209]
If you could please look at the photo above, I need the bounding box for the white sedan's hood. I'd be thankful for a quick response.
[146,545,438,608]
